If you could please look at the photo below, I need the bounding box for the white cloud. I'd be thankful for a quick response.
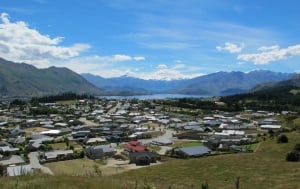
[0,13,10,23]
[65,55,203,80]
[237,44,300,64]
[157,64,168,69]
[133,56,145,61]
[257,45,280,51]
[0,12,90,67]
[216,42,245,53]
[112,54,132,61]
[173,63,186,69]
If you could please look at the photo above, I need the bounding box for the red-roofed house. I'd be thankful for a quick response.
[124,141,147,152]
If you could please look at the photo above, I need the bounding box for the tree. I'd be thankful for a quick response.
[0,164,5,176]
[64,137,70,148]
[277,134,288,143]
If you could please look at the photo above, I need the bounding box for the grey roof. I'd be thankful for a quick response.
[44,150,74,159]
[0,155,25,166]
[90,145,116,153]
[177,146,211,156]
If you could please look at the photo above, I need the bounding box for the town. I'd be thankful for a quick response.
[1,95,296,177]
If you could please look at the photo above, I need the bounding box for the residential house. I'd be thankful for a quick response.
[9,127,25,136]
[7,136,26,145]
[41,149,74,162]
[151,138,173,146]
[260,125,281,130]
[85,145,116,159]
[129,151,160,165]
[124,141,147,152]
[173,146,211,158]
[7,164,32,176]
[0,141,20,154]
[84,137,107,145]
[0,155,25,167]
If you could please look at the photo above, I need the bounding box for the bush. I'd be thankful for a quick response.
[286,150,300,162]
[294,143,300,151]
[277,134,288,143]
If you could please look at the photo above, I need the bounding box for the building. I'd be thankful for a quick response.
[85,145,116,159]
[173,146,211,158]
[129,151,160,165]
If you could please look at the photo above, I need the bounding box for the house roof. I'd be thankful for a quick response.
[260,125,281,129]
[85,137,107,144]
[93,145,116,153]
[44,150,73,159]
[128,141,141,146]
[40,129,61,135]
[0,155,25,166]
[129,151,159,159]
[125,142,147,152]
[176,146,211,156]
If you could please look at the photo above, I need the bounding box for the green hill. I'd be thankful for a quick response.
[0,58,102,97]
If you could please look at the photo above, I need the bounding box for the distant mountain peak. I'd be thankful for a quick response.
[82,71,294,96]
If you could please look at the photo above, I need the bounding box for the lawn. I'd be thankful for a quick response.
[50,141,82,150]
[44,158,102,176]
[172,140,203,148]
[241,142,258,151]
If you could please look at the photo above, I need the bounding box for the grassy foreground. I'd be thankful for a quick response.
[0,132,299,189]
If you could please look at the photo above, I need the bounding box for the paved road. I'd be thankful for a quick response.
[28,152,54,175]
[140,129,176,155]
[108,101,122,114]
[79,117,99,127]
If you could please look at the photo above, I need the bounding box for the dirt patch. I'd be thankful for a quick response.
[101,159,162,176]
[24,127,49,133]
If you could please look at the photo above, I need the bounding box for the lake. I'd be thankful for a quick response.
[97,93,211,100]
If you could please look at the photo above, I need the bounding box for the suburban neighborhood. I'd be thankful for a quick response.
[0,97,293,177]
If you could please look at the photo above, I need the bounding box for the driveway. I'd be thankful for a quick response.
[28,152,53,175]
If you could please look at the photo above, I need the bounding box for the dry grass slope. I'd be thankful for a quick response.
[0,132,299,189]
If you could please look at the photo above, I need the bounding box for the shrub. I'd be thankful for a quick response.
[294,143,300,151]
[277,134,288,143]
[286,150,300,162]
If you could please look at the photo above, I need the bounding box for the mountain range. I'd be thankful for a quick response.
[0,57,297,97]
[81,71,295,96]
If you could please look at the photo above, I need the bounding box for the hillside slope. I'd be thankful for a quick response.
[0,58,102,97]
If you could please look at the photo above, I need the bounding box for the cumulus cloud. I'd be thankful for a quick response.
[133,56,145,61]
[257,45,280,52]
[125,63,202,80]
[157,64,168,69]
[0,12,90,67]
[173,63,186,69]
[237,44,300,64]
[112,54,132,61]
[68,56,202,80]
[216,42,245,53]
[111,55,145,62]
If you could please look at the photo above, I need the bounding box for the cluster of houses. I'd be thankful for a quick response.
[0,98,290,176]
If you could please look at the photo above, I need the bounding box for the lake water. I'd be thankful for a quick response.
[97,94,210,100]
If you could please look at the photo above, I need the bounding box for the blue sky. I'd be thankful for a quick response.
[1,0,300,80]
